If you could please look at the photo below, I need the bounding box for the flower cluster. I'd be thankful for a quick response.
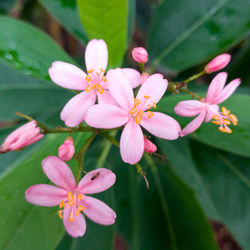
[0,39,241,238]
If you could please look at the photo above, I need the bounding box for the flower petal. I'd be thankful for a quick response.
[25,184,67,206]
[204,104,219,122]
[140,112,180,140]
[49,61,87,90]
[136,73,167,106]
[120,120,144,165]
[121,68,141,88]
[174,100,205,117]
[42,156,76,191]
[213,78,241,104]
[107,68,134,111]
[63,208,86,238]
[205,72,227,103]
[85,39,108,72]
[78,168,116,194]
[81,196,116,225]
[180,111,206,137]
[97,90,117,106]
[61,91,96,127]
[85,104,129,129]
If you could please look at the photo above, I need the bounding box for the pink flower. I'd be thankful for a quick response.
[204,54,231,74]
[132,47,148,64]
[58,137,75,161]
[49,39,140,127]
[85,68,180,164]
[0,121,43,153]
[25,156,116,238]
[174,72,241,136]
[144,138,157,153]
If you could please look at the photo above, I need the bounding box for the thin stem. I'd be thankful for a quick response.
[139,63,145,73]
[75,133,96,183]
[180,88,202,100]
[183,70,205,84]
[136,163,149,189]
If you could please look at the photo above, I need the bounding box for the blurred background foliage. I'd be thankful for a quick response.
[0,0,249,249]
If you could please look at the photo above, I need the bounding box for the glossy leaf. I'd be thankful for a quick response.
[39,0,88,43]
[149,0,250,72]
[0,16,75,79]
[157,138,250,249]
[77,0,128,67]
[157,93,250,157]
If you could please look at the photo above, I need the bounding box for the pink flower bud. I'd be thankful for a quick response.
[58,137,75,161]
[0,121,44,153]
[140,72,149,85]
[204,54,231,73]
[132,47,148,64]
[144,138,157,153]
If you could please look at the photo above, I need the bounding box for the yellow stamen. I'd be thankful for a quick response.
[69,212,74,221]
[222,107,230,116]
[100,67,105,73]
[129,107,138,115]
[136,111,143,124]
[229,114,238,126]
[85,75,91,83]
[212,115,220,120]
[68,200,76,207]
[212,120,220,125]
[134,98,141,106]
[147,111,154,119]
[77,193,83,201]
[144,95,151,99]
[86,85,93,92]
[58,210,63,219]
[219,126,232,134]
[67,192,73,202]
[59,200,65,209]
[88,69,94,74]
[222,119,231,125]
[152,102,156,109]
[95,84,104,94]
[102,76,107,82]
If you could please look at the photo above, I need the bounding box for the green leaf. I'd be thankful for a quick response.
[0,133,91,250]
[157,93,250,157]
[148,0,250,72]
[39,0,88,43]
[0,0,15,14]
[77,0,128,67]
[0,16,75,79]
[157,139,250,249]
[109,147,218,250]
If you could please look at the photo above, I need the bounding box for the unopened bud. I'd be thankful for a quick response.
[204,54,231,74]
[132,47,148,64]
[58,137,75,161]
[140,73,149,85]
[144,138,157,153]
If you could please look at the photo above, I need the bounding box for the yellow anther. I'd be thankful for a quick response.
[152,102,156,109]
[102,76,107,82]
[212,120,220,125]
[85,75,91,83]
[58,210,63,219]
[88,69,94,74]
[222,119,231,125]
[229,114,238,126]
[100,67,105,73]
[212,115,220,120]
[59,200,65,209]
[86,85,93,92]
[222,107,230,116]
[77,193,83,201]
[68,200,76,207]
[69,212,75,221]
[147,111,154,119]
[95,84,104,94]
[219,126,232,134]
[129,107,138,115]
[144,95,151,99]
[67,192,73,202]
[136,111,143,124]
[134,98,141,106]
[78,205,85,212]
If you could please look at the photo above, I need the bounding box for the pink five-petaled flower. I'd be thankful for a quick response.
[85,68,181,165]
[174,72,241,136]
[25,156,116,238]
[0,121,43,153]
[58,137,75,161]
[49,39,141,127]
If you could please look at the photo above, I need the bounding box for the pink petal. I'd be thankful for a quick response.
[78,168,116,194]
[107,68,134,111]
[49,61,87,90]
[42,156,76,191]
[120,120,144,165]
[61,91,96,127]
[204,104,219,122]
[140,112,181,140]
[63,208,86,238]
[180,111,206,137]
[97,90,117,106]
[85,39,108,72]
[136,73,167,106]
[25,184,67,206]
[174,100,205,117]
[121,68,141,88]
[81,196,116,225]
[85,104,129,129]
[213,78,241,104]
[205,72,227,103]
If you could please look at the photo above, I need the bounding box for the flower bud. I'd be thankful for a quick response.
[132,47,148,64]
[58,137,75,161]
[204,54,231,74]
[140,72,149,85]
[0,121,44,153]
[144,138,157,153]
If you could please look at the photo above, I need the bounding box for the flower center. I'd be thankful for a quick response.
[212,106,238,133]
[58,191,85,221]
[129,95,156,124]
[85,67,107,94]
